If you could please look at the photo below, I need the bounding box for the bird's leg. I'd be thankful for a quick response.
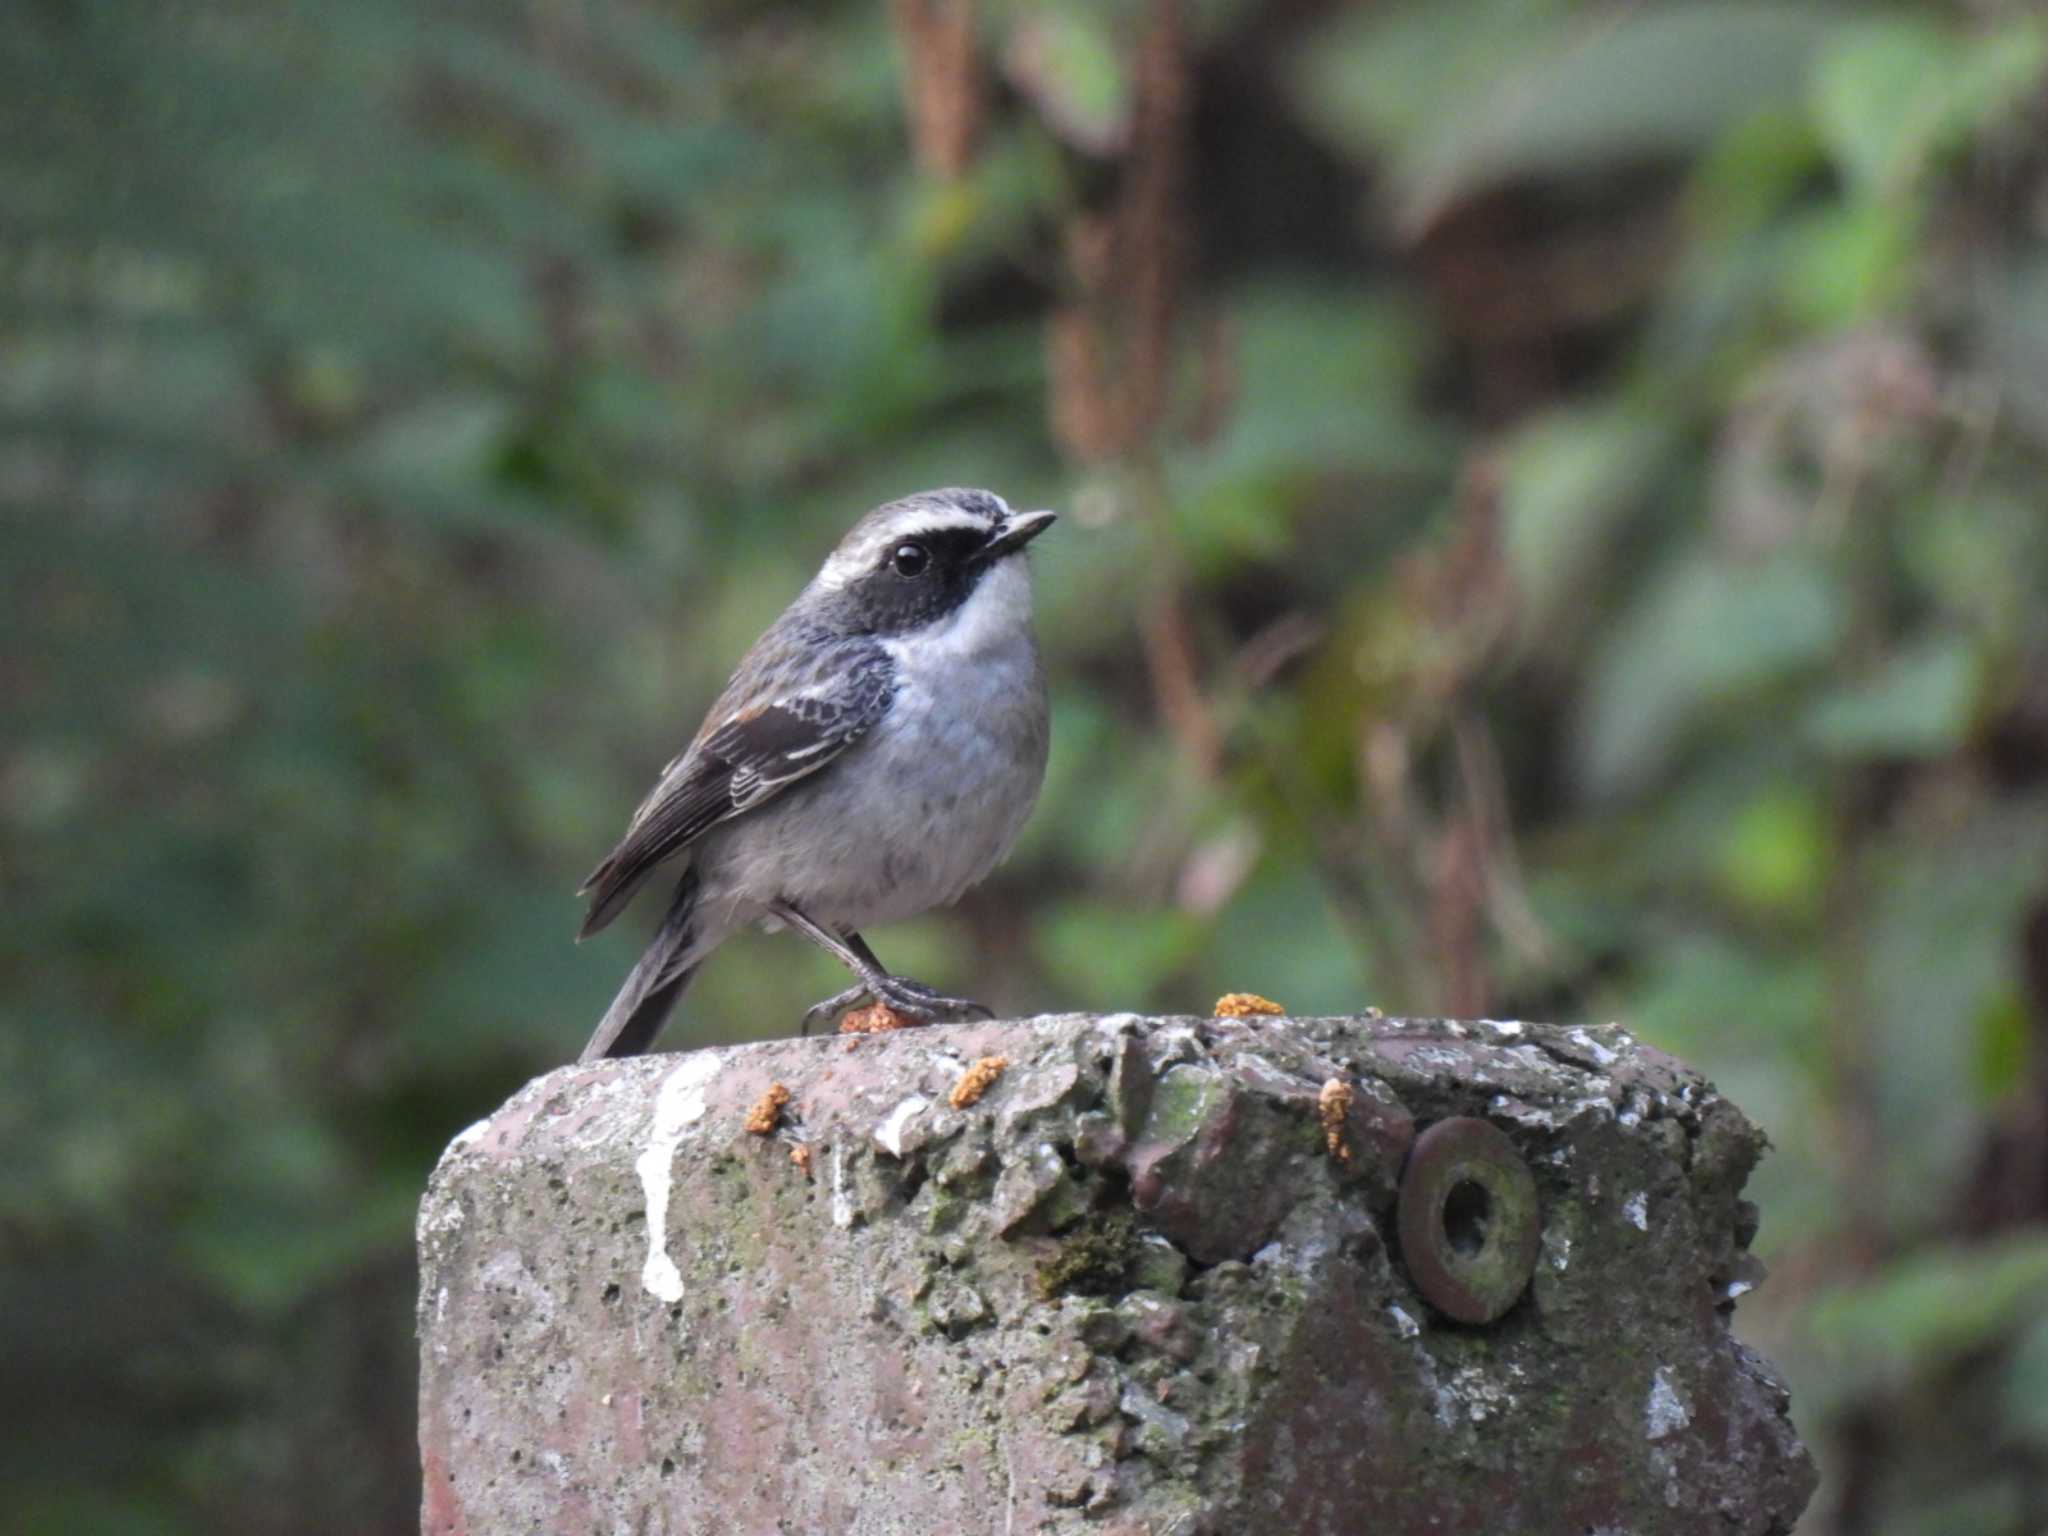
[837,928,995,1020]
[837,930,888,971]
[771,901,994,1033]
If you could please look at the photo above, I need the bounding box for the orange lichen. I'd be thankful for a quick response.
[1318,1077,1354,1163]
[790,1143,813,1177]
[949,1055,1009,1110]
[1213,992,1286,1019]
[744,1082,791,1136]
[839,1002,918,1035]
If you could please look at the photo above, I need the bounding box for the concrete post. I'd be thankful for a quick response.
[417,1013,1816,1533]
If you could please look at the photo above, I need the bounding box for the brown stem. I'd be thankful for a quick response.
[890,0,982,179]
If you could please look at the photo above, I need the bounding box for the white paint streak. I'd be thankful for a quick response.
[873,1095,930,1157]
[1624,1191,1649,1231]
[830,1142,856,1229]
[1645,1367,1691,1439]
[1387,1304,1422,1339]
[635,1053,723,1303]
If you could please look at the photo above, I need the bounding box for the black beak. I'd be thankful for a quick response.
[974,510,1057,565]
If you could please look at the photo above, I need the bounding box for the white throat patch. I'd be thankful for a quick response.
[887,555,1034,666]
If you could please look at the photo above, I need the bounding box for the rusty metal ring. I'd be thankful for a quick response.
[1396,1116,1540,1324]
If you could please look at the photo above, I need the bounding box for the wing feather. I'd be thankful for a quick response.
[578,646,894,937]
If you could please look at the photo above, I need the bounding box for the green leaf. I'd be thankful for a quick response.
[1296,2,1841,228]
[1173,283,1450,578]
[1973,988,2032,1104]
[1003,4,1133,155]
[1578,549,1845,797]
[1812,16,2048,198]
[1803,634,1979,759]
[1864,802,2048,1222]
[1289,0,1574,194]
[1714,787,1826,922]
[1812,18,1960,196]
[1777,198,1920,327]
[1812,1234,2048,1392]
[1689,107,1825,242]
[1501,404,1670,636]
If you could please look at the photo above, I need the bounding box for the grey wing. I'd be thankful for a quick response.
[578,646,895,938]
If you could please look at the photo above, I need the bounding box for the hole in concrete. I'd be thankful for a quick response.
[897,1156,930,1207]
[660,1457,676,1479]
[1443,1179,1492,1258]
[601,1282,621,1305]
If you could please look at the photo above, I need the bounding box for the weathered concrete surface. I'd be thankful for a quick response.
[417,1014,1816,1534]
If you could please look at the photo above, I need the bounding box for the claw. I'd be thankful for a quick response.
[801,983,871,1036]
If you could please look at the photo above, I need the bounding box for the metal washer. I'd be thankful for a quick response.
[1396,1115,1542,1324]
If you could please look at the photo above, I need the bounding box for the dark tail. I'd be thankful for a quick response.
[580,869,702,1063]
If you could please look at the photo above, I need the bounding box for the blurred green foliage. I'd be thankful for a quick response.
[5,0,2048,1530]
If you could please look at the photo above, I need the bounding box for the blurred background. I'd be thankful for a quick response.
[5,0,2048,1530]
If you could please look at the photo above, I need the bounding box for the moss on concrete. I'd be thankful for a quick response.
[1037,1210,1140,1299]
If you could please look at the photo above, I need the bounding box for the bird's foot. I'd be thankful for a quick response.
[800,974,994,1035]
[881,974,996,1021]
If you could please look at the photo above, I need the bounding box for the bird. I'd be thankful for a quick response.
[575,487,1055,1063]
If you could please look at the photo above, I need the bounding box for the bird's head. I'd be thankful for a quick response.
[809,488,1057,639]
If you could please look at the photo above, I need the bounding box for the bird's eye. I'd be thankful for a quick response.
[891,541,931,577]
